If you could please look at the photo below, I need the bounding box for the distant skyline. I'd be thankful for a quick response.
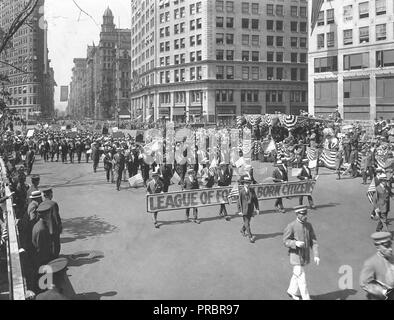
[45,0,131,112]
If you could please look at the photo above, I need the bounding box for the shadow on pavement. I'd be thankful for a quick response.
[254,232,283,242]
[74,291,117,300]
[311,289,357,300]
[44,180,110,189]
[60,250,104,268]
[157,219,189,228]
[62,215,118,241]
[314,203,340,210]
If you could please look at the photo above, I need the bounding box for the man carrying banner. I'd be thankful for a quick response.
[147,172,164,229]
[283,205,320,300]
[238,175,259,243]
[217,162,231,221]
[182,168,201,224]
[272,160,287,213]
[360,232,394,300]
[297,159,316,209]
[373,173,393,232]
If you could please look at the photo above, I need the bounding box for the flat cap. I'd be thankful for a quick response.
[371,232,392,244]
[294,205,308,214]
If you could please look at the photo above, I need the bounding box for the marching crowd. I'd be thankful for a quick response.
[0,115,393,300]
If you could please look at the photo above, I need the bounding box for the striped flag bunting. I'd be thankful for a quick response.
[306,147,317,162]
[376,154,387,170]
[367,180,376,204]
[311,0,325,35]
[320,149,337,170]
[283,115,299,129]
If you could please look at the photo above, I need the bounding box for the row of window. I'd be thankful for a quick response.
[215,89,307,103]
[159,19,202,38]
[317,24,391,49]
[216,50,307,63]
[159,1,202,14]
[216,33,307,48]
[159,67,203,84]
[159,91,202,104]
[314,49,394,73]
[215,0,307,17]
[216,66,307,81]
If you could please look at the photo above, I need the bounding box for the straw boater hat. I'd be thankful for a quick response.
[29,191,42,200]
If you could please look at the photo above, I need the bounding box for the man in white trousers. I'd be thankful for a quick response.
[283,205,320,300]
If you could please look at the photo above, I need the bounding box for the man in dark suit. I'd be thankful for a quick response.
[25,146,35,176]
[182,168,200,224]
[217,162,231,221]
[238,175,259,243]
[113,147,126,191]
[147,172,164,229]
[297,159,315,209]
[32,203,52,274]
[91,141,101,173]
[373,174,393,232]
[159,164,173,193]
[360,232,394,300]
[272,160,287,213]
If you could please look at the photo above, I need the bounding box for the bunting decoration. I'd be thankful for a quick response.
[282,115,299,130]
[230,129,240,165]
[242,128,252,160]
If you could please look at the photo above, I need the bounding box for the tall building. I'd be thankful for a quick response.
[0,0,55,119]
[67,8,131,120]
[308,0,394,121]
[130,0,309,124]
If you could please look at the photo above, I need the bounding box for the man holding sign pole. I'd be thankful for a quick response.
[182,168,201,224]
[297,159,316,209]
[147,172,164,229]
[238,175,259,243]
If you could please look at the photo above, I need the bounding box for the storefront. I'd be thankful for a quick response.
[188,106,203,122]
[216,105,236,125]
[266,105,287,114]
[159,107,171,120]
[172,107,186,123]
[241,105,261,115]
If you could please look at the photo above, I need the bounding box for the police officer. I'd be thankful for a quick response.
[297,159,316,209]
[360,232,394,300]
[373,173,393,232]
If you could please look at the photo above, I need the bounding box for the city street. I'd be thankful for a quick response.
[32,157,381,300]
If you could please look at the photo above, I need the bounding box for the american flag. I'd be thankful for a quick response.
[306,147,317,162]
[320,149,337,169]
[367,180,376,204]
[376,154,387,170]
[228,183,240,203]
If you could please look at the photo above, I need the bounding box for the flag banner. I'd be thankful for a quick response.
[243,127,252,158]
[26,129,35,138]
[146,180,317,213]
[320,149,337,169]
[220,129,230,164]
[367,180,376,204]
[230,129,240,165]
[306,147,317,162]
[129,174,144,188]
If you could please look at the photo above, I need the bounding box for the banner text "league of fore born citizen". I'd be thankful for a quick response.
[146,180,316,213]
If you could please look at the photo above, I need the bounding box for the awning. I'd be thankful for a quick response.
[173,108,185,116]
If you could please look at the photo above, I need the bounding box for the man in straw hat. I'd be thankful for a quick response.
[238,175,259,243]
[360,232,394,300]
[147,171,164,229]
[283,205,320,300]
[182,167,201,224]
[272,160,288,213]
[373,173,393,232]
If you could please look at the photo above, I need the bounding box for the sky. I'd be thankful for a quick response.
[45,0,131,112]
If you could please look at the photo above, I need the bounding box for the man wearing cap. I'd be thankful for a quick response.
[238,175,259,243]
[182,168,201,224]
[147,172,165,228]
[27,175,40,204]
[217,162,232,221]
[297,159,316,209]
[373,173,393,232]
[283,206,320,300]
[32,202,53,272]
[360,232,394,300]
[42,188,62,259]
[272,160,288,213]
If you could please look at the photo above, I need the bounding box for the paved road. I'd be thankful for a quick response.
[31,157,382,300]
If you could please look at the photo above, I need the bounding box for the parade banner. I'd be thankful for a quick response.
[165,122,175,164]
[230,129,240,165]
[146,180,317,213]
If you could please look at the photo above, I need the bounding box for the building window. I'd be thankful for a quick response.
[242,2,249,14]
[242,51,250,61]
[226,1,234,12]
[226,17,234,28]
[252,19,259,30]
[216,66,224,79]
[343,52,369,70]
[314,56,338,73]
[252,67,259,80]
[226,34,234,44]
[359,2,369,19]
[359,26,369,44]
[317,11,324,26]
[376,0,386,15]
[300,6,307,18]
[252,51,259,61]
[216,17,224,28]
[242,18,249,29]
[267,52,274,62]
[376,24,386,41]
[277,67,283,80]
[251,35,259,46]
[226,50,234,60]
[267,20,274,31]
[317,33,325,49]
[191,91,202,103]
[291,22,298,33]
[242,67,249,80]
[376,49,394,67]
[327,32,334,47]
[196,18,202,29]
[276,21,283,31]
[291,6,298,17]
[216,33,224,44]
[252,3,259,14]
[343,5,353,21]
[216,0,224,12]
[196,2,202,13]
[300,69,306,81]
[276,36,283,47]
[343,29,353,45]
[326,9,334,24]
[196,34,202,45]
[216,50,224,60]
[291,53,297,63]
[300,37,307,48]
[267,4,274,15]
[226,66,234,79]
[267,36,274,46]
[291,68,298,81]
[190,67,196,80]
[190,36,195,46]
[343,79,369,99]
[276,5,284,16]
[276,52,283,62]
[197,51,202,61]
[300,53,307,63]
[242,34,249,45]
[291,37,298,48]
